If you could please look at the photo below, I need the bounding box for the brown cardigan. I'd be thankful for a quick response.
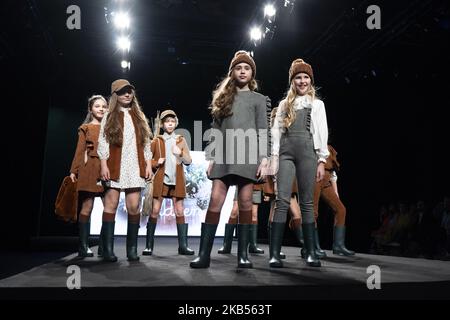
[151,135,191,198]
[70,123,103,193]
[106,109,147,181]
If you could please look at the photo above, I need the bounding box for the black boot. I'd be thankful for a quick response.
[237,224,253,268]
[248,224,264,254]
[218,223,236,254]
[269,222,285,268]
[314,226,327,258]
[268,224,286,259]
[126,222,140,261]
[293,225,304,247]
[302,223,321,267]
[142,222,157,256]
[101,221,118,262]
[190,223,218,268]
[177,223,195,255]
[333,226,355,256]
[97,227,103,257]
[78,221,94,257]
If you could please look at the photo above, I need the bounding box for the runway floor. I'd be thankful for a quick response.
[1,237,449,300]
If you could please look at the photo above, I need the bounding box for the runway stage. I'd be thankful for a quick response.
[1,237,449,300]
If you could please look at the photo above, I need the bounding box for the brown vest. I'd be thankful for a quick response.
[151,135,190,198]
[107,108,147,181]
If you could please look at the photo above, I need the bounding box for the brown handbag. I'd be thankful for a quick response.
[54,176,78,223]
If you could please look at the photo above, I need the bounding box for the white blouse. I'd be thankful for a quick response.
[97,107,152,189]
[271,95,329,163]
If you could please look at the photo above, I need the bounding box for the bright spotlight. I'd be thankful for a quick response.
[121,60,130,69]
[250,27,262,41]
[117,36,131,51]
[113,12,130,30]
[264,4,276,17]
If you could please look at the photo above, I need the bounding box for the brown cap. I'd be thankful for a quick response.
[228,50,256,78]
[289,59,314,84]
[111,79,135,94]
[160,109,178,126]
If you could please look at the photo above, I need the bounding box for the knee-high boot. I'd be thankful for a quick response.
[268,224,286,259]
[177,223,195,255]
[218,223,236,254]
[333,226,355,256]
[302,223,321,267]
[78,221,94,257]
[237,224,253,268]
[142,222,157,255]
[190,223,218,268]
[101,221,118,262]
[269,222,285,268]
[301,225,326,258]
[248,224,264,254]
[126,222,140,261]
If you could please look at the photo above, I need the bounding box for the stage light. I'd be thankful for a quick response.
[121,60,130,69]
[113,12,130,30]
[250,27,262,41]
[264,4,276,18]
[117,36,131,51]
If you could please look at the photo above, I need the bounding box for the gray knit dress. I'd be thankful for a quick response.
[206,90,271,182]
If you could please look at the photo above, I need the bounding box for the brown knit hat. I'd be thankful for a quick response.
[111,79,135,94]
[289,59,314,84]
[228,50,256,78]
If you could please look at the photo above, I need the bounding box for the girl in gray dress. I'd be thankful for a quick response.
[190,51,271,268]
[270,59,329,268]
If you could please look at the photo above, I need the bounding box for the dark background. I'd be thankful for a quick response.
[2,0,449,253]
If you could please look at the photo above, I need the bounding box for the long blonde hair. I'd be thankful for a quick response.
[281,81,319,129]
[103,90,152,146]
[82,95,107,125]
[209,75,258,122]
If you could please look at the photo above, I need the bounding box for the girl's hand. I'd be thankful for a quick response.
[268,155,279,176]
[172,145,182,156]
[69,173,77,183]
[256,157,268,179]
[145,165,153,181]
[101,164,110,181]
[316,162,325,182]
[158,158,166,166]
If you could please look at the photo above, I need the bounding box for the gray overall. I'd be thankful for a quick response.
[273,108,317,224]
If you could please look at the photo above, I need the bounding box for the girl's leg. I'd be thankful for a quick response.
[124,188,142,261]
[236,178,257,267]
[77,192,95,257]
[143,197,163,255]
[320,187,354,256]
[190,178,230,268]
[270,157,296,267]
[288,196,304,248]
[295,146,321,266]
[219,198,238,254]
[174,197,194,255]
[101,188,120,262]
[249,193,264,254]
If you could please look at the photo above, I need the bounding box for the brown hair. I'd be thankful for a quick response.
[103,90,152,146]
[209,73,258,122]
[82,95,107,125]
